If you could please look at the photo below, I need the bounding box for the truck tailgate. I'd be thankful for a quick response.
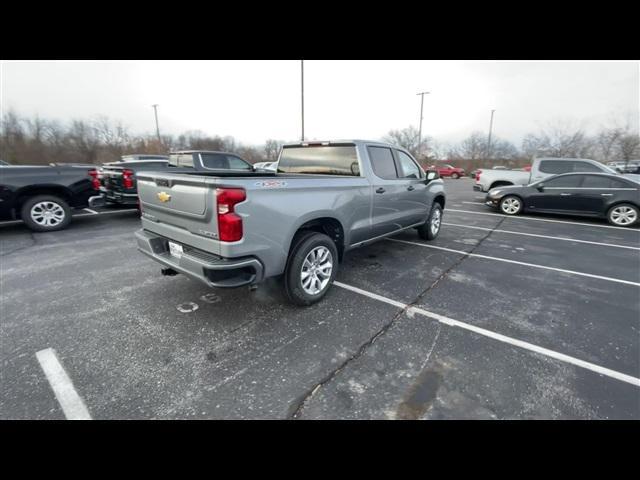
[138,176,208,215]
[137,173,220,253]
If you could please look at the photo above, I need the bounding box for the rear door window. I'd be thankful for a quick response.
[581,175,614,188]
[227,156,252,170]
[543,175,584,188]
[368,146,398,180]
[200,153,230,169]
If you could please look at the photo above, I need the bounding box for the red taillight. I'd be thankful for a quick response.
[216,188,246,242]
[122,169,134,189]
[476,169,482,181]
[88,169,100,190]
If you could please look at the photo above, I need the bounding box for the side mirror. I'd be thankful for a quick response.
[425,170,438,182]
[536,183,545,191]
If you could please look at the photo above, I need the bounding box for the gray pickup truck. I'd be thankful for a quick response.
[135,140,446,305]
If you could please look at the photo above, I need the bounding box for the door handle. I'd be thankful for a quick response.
[601,193,613,196]
[560,193,572,196]
[376,187,386,194]
[407,185,415,191]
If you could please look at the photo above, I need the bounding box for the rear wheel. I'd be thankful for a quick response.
[607,204,638,227]
[499,195,523,215]
[20,195,71,232]
[418,203,443,240]
[284,231,338,306]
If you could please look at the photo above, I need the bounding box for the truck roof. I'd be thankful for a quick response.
[282,139,403,149]
[170,150,239,155]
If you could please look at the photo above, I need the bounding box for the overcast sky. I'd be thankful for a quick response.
[1,60,638,147]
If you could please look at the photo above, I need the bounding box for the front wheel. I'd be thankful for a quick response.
[418,203,443,240]
[499,195,523,215]
[20,195,72,232]
[451,173,460,179]
[607,203,638,227]
[284,231,338,306]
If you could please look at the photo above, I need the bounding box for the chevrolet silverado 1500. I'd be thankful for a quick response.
[135,140,446,305]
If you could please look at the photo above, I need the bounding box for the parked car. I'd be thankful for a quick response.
[474,157,616,192]
[620,161,640,173]
[0,163,101,231]
[135,140,446,306]
[430,163,465,179]
[97,151,253,207]
[484,172,639,227]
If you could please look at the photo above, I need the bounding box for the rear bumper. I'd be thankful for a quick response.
[135,229,264,288]
[102,191,138,205]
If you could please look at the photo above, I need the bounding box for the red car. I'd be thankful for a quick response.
[430,164,465,179]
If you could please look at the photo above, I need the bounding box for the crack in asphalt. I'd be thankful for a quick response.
[287,215,507,419]
[0,232,38,258]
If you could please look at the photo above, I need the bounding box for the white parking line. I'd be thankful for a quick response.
[334,281,640,388]
[388,238,640,287]
[447,208,640,232]
[442,222,640,251]
[35,348,92,420]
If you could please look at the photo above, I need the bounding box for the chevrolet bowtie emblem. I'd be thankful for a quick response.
[157,191,171,202]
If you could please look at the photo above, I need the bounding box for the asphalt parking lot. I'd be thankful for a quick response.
[1,178,639,419]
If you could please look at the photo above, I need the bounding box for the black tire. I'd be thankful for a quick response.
[284,231,339,306]
[418,203,443,241]
[499,195,523,216]
[451,173,460,179]
[607,203,639,227]
[20,195,72,232]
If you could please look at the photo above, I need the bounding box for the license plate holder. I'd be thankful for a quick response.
[168,241,183,259]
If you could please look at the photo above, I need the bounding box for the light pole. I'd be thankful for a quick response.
[152,104,161,143]
[301,60,305,141]
[486,109,496,160]
[416,91,430,159]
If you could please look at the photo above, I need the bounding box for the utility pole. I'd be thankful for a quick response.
[416,91,430,159]
[486,109,496,160]
[301,60,305,141]
[152,104,161,143]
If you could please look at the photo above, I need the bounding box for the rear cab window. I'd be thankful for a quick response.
[168,153,195,167]
[278,144,360,176]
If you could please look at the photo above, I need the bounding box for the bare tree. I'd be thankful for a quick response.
[522,120,594,159]
[450,131,486,161]
[264,139,283,161]
[382,126,432,161]
[617,133,640,163]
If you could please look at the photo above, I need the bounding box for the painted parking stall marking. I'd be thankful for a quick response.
[388,238,640,287]
[447,208,640,232]
[334,282,640,388]
[35,348,92,420]
[442,222,640,251]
